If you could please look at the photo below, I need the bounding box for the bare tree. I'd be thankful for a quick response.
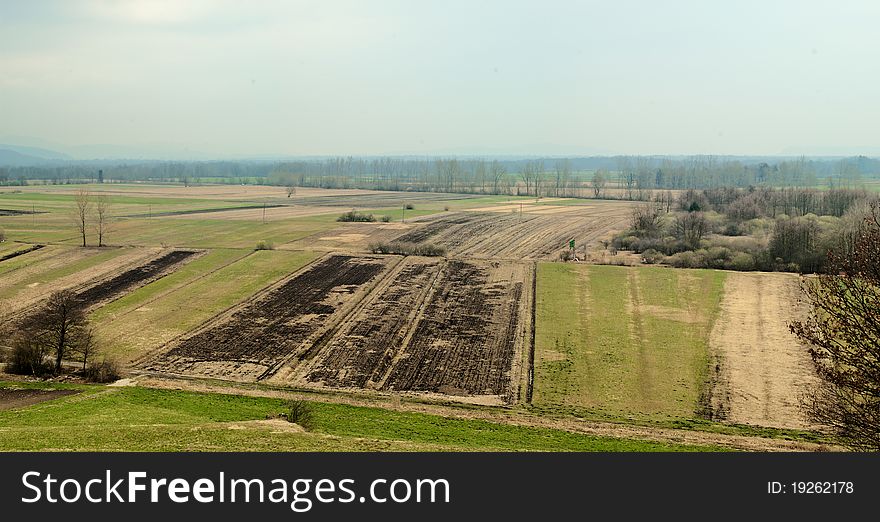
[15,290,91,374]
[93,195,111,247]
[629,204,663,238]
[790,203,880,450]
[490,161,506,195]
[673,211,708,249]
[73,189,92,247]
[286,184,296,198]
[554,159,571,197]
[591,170,607,198]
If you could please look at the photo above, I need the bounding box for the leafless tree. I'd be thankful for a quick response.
[673,211,708,249]
[790,202,880,450]
[73,189,92,247]
[14,290,91,374]
[286,184,296,198]
[490,161,506,195]
[591,170,607,198]
[93,195,111,247]
[629,204,663,238]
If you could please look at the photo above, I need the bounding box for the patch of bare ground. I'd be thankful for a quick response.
[224,419,305,433]
[388,206,634,260]
[132,374,839,452]
[295,258,531,405]
[707,272,821,430]
[0,387,81,411]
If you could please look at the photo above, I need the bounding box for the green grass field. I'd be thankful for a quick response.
[0,381,721,451]
[533,263,726,422]
[91,249,319,361]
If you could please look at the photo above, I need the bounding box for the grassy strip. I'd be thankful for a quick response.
[0,383,723,452]
[533,263,726,421]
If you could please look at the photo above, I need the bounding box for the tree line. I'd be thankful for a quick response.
[3,156,878,197]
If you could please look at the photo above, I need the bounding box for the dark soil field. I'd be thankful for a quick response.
[380,260,527,399]
[146,254,395,381]
[299,258,531,403]
[0,387,80,411]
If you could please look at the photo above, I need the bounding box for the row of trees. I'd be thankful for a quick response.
[4,156,878,195]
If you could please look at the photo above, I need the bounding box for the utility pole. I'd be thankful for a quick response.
[401,203,406,223]
[262,200,267,224]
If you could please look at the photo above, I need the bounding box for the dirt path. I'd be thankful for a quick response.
[132,374,838,452]
[708,272,820,430]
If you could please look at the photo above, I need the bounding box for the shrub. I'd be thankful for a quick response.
[4,342,52,376]
[286,400,315,430]
[254,240,275,250]
[641,249,664,264]
[559,249,574,262]
[666,250,704,269]
[727,252,756,271]
[404,203,414,210]
[369,241,446,257]
[380,215,392,223]
[337,210,376,222]
[82,359,121,383]
[443,206,449,211]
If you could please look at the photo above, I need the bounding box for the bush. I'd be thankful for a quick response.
[369,241,446,257]
[254,240,275,250]
[727,252,756,271]
[286,400,315,430]
[82,359,120,383]
[4,342,52,376]
[404,203,414,210]
[559,249,574,262]
[380,215,392,223]
[337,210,376,222]
[641,249,664,264]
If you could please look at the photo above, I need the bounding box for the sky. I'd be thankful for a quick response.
[1,0,878,159]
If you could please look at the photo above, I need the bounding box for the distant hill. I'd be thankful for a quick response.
[0,144,71,166]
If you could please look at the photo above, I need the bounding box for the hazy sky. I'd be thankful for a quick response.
[1,0,878,158]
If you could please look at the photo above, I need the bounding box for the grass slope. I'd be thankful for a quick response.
[0,382,721,452]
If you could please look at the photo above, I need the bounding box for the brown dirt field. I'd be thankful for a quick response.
[707,272,821,430]
[0,387,81,411]
[293,258,531,404]
[388,205,634,260]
